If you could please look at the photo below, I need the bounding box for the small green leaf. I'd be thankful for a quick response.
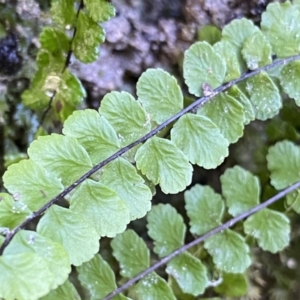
[183,41,226,97]
[222,18,259,72]
[198,25,221,45]
[84,0,115,22]
[166,252,208,296]
[111,229,150,278]
[70,179,130,237]
[286,189,300,214]
[135,137,192,194]
[72,11,105,63]
[226,86,255,125]
[220,166,260,217]
[241,31,272,70]
[0,193,31,229]
[40,280,81,300]
[99,91,151,146]
[54,70,86,120]
[213,40,241,81]
[0,253,52,300]
[245,72,282,120]
[222,18,259,50]
[197,93,244,143]
[40,27,70,54]
[131,273,176,300]
[3,159,64,211]
[147,204,186,257]
[28,134,93,186]
[37,205,99,266]
[171,114,229,169]
[215,273,248,297]
[244,209,290,253]
[22,67,62,110]
[63,109,120,165]
[22,88,49,110]
[279,61,300,107]
[136,69,183,124]
[267,141,300,189]
[60,71,85,105]
[4,231,70,290]
[261,1,300,57]
[184,184,224,235]
[51,0,76,27]
[101,158,152,220]
[35,50,65,71]
[204,230,251,273]
[77,254,128,300]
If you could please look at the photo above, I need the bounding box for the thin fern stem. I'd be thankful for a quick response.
[0,54,299,255]
[103,180,300,300]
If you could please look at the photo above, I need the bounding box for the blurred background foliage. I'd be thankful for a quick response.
[1,0,300,299]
